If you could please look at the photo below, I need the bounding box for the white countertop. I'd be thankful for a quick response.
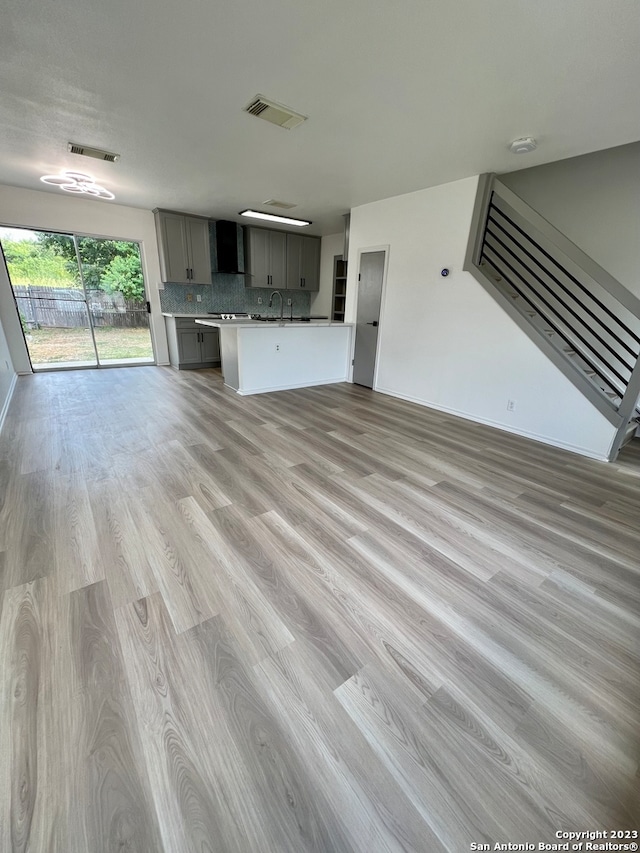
[162,312,217,319]
[195,318,353,328]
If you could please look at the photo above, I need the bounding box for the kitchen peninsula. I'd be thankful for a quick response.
[196,318,353,395]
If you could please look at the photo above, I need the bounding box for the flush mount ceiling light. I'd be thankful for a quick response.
[239,210,311,227]
[508,137,537,154]
[40,171,115,200]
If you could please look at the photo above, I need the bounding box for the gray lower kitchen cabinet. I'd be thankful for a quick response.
[165,317,220,369]
[286,234,320,290]
[154,210,212,285]
[245,227,287,288]
[200,327,220,362]
[176,329,202,365]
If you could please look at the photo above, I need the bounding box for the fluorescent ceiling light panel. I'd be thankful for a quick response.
[239,210,311,227]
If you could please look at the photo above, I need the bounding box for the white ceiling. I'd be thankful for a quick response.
[1,0,638,235]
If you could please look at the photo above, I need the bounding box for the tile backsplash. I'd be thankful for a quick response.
[158,222,312,317]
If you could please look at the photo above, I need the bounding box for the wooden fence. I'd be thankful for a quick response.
[14,286,149,329]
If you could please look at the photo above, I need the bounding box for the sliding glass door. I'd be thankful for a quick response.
[76,236,153,365]
[0,226,154,370]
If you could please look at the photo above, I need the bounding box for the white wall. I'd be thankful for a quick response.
[500,142,640,297]
[0,184,169,365]
[346,176,617,460]
[311,233,344,319]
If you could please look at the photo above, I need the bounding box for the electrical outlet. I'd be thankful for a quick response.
[287,298,292,306]
[196,294,202,302]
[186,293,193,302]
[275,344,280,352]
[507,399,516,412]
[257,297,263,305]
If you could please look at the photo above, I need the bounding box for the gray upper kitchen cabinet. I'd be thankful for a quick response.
[245,227,287,289]
[154,210,212,285]
[286,234,320,290]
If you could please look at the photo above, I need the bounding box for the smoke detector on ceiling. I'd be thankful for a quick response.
[244,96,307,130]
[509,137,537,154]
[67,142,120,162]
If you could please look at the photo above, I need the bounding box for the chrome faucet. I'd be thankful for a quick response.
[268,290,284,321]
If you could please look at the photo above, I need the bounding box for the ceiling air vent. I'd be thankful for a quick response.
[263,199,297,209]
[244,96,307,130]
[67,142,120,162]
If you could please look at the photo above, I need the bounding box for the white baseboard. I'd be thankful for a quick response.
[236,376,348,396]
[0,372,18,437]
[373,384,610,462]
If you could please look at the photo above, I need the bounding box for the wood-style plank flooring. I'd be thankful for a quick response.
[1,366,639,851]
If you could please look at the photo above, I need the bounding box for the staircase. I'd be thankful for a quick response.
[464,174,640,461]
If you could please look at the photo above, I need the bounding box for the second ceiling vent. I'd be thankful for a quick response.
[244,95,307,130]
[263,199,297,209]
[68,142,120,162]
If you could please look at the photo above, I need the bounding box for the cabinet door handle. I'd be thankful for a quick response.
[190,268,194,280]
[302,278,305,287]
[186,268,190,280]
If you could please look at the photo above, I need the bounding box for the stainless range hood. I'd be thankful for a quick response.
[213,220,245,274]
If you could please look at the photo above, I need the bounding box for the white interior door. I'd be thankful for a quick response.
[352,250,385,388]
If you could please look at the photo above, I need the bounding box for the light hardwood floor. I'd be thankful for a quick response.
[0,366,638,852]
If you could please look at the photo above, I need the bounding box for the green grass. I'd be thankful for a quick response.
[26,326,154,365]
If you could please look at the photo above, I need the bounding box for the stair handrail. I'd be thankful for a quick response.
[468,175,640,319]
[464,174,640,456]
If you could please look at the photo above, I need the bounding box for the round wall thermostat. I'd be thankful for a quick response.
[441,268,450,277]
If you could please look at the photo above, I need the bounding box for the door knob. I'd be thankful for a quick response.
[366,321,379,327]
